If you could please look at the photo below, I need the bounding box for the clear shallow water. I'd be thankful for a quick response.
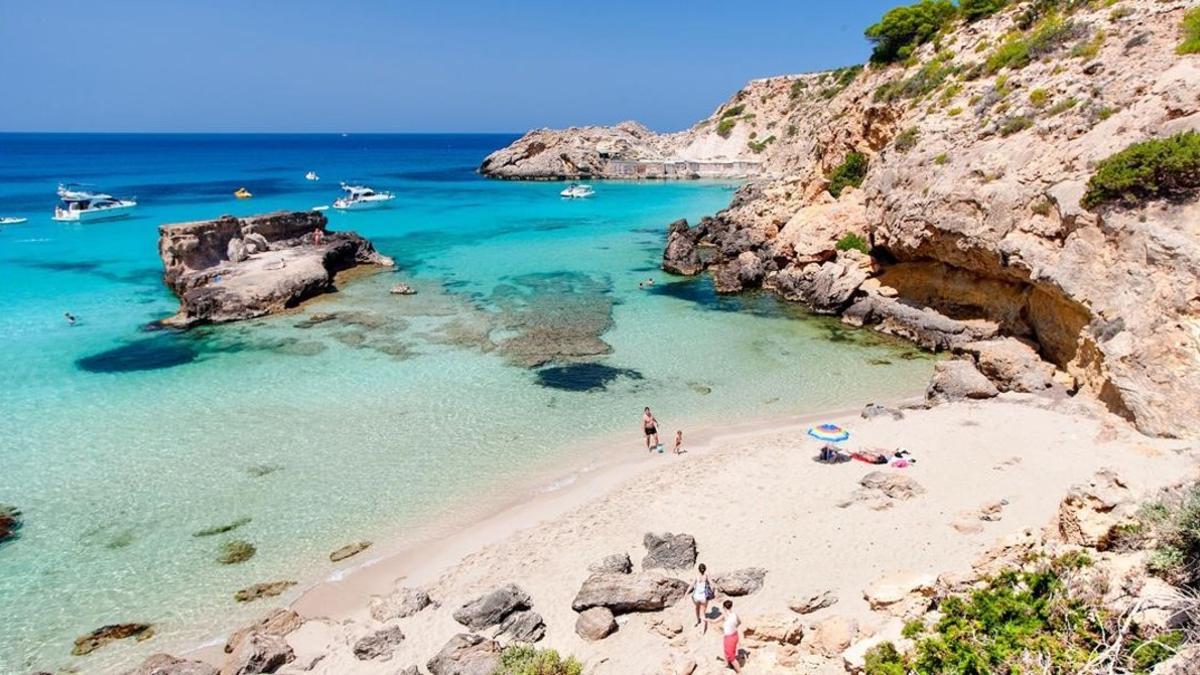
[0,134,934,672]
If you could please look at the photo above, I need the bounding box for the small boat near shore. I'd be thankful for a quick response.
[52,185,137,222]
[560,183,595,198]
[305,171,320,181]
[0,217,28,225]
[234,187,253,199]
[332,183,395,210]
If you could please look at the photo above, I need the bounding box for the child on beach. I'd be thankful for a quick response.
[673,430,683,455]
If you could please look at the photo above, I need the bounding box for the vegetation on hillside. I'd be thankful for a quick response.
[1180,6,1200,54]
[494,645,583,675]
[836,232,871,254]
[865,0,958,63]
[960,0,1007,22]
[1082,131,1200,208]
[1133,482,1200,588]
[828,152,869,197]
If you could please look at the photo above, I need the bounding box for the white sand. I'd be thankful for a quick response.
[197,394,1196,674]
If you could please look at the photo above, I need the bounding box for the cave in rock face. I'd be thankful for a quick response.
[875,260,1092,370]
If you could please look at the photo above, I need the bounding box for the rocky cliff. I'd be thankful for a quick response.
[158,211,393,327]
[488,0,1200,438]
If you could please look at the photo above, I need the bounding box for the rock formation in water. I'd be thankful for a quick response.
[484,0,1200,438]
[157,211,393,327]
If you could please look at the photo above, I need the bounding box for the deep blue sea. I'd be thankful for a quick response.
[0,133,933,672]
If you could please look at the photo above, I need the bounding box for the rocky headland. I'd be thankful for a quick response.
[484,0,1200,440]
[157,211,393,327]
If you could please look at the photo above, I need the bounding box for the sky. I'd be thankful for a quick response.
[0,1,900,133]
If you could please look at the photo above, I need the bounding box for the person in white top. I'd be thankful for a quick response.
[706,598,742,672]
[690,563,713,632]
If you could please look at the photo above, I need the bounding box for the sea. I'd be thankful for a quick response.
[0,133,934,672]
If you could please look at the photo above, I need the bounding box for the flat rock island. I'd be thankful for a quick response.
[157,211,393,327]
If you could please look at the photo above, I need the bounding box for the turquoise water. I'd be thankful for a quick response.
[0,134,933,672]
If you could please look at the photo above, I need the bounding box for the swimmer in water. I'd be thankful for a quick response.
[64,312,77,326]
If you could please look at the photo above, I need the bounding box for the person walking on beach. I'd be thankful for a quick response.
[673,430,684,455]
[707,599,742,673]
[642,407,660,451]
[691,562,713,632]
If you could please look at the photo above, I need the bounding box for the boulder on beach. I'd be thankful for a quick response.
[806,615,858,657]
[452,583,532,631]
[73,623,155,656]
[926,359,1000,403]
[124,653,218,675]
[713,567,767,596]
[329,540,372,562]
[426,633,502,675]
[224,609,303,654]
[859,472,925,501]
[368,586,434,622]
[742,614,805,647]
[641,532,697,570]
[221,631,293,675]
[863,571,937,617]
[789,590,838,615]
[575,607,618,641]
[353,625,405,661]
[497,609,546,643]
[571,572,689,614]
[588,552,633,574]
[233,580,297,603]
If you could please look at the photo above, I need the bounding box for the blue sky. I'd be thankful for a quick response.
[1,1,899,133]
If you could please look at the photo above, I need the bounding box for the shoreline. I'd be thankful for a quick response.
[179,390,1196,674]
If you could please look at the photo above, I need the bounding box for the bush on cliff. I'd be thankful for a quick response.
[716,117,737,138]
[1180,6,1200,54]
[863,552,1185,674]
[495,645,583,675]
[1136,482,1200,588]
[827,152,869,198]
[961,0,1008,22]
[836,232,870,254]
[1082,132,1200,208]
[864,0,958,64]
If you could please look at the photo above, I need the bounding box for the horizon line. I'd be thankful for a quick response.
[0,130,527,136]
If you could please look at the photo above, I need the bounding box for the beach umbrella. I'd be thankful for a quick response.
[807,423,849,443]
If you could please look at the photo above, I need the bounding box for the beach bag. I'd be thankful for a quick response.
[705,582,716,601]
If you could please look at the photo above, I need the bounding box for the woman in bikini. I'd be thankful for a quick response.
[691,562,712,632]
[642,407,660,452]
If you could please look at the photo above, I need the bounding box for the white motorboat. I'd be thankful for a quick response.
[0,217,28,225]
[560,183,595,198]
[52,185,137,222]
[332,183,395,210]
[305,171,320,181]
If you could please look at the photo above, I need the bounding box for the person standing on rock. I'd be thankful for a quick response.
[708,599,742,673]
[691,562,713,632]
[642,407,660,452]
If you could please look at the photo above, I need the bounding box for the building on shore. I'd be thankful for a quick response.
[605,158,762,179]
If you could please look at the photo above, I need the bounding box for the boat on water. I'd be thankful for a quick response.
[332,183,395,210]
[52,185,137,222]
[234,187,253,199]
[305,171,320,181]
[560,183,595,198]
[0,217,28,225]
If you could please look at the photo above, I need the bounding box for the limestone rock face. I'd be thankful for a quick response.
[426,634,502,675]
[588,553,633,575]
[742,614,805,647]
[575,607,618,641]
[641,532,698,570]
[806,616,857,657]
[863,572,937,617]
[662,219,704,276]
[1055,469,1137,549]
[774,250,871,313]
[124,654,218,675]
[962,338,1058,393]
[926,360,1000,403]
[571,572,689,613]
[496,609,546,643]
[788,590,838,615]
[158,211,394,327]
[452,583,531,631]
[220,632,293,675]
[224,609,303,654]
[352,625,405,661]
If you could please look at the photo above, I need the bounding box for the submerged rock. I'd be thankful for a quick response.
[390,283,417,295]
[452,583,532,631]
[329,540,371,562]
[193,517,251,538]
[426,633,502,675]
[217,539,256,565]
[73,623,154,656]
[233,581,297,603]
[157,211,393,327]
[124,653,217,675]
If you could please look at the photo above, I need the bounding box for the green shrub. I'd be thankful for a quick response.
[790,79,808,99]
[495,645,583,675]
[716,118,737,138]
[720,104,745,119]
[985,14,1086,74]
[786,124,798,137]
[828,152,869,197]
[1031,198,1053,216]
[1071,29,1105,58]
[934,153,949,164]
[1083,132,1200,208]
[864,0,958,64]
[1029,88,1050,108]
[864,642,907,675]
[947,106,963,116]
[747,135,776,154]
[1127,630,1186,672]
[873,58,958,103]
[1097,106,1116,121]
[1047,97,1078,115]
[961,0,1008,22]
[901,619,926,638]
[998,115,1034,136]
[1134,480,1200,585]
[835,232,870,254]
[894,126,920,152]
[1180,6,1200,54]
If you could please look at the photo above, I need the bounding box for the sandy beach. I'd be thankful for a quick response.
[181,392,1195,674]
